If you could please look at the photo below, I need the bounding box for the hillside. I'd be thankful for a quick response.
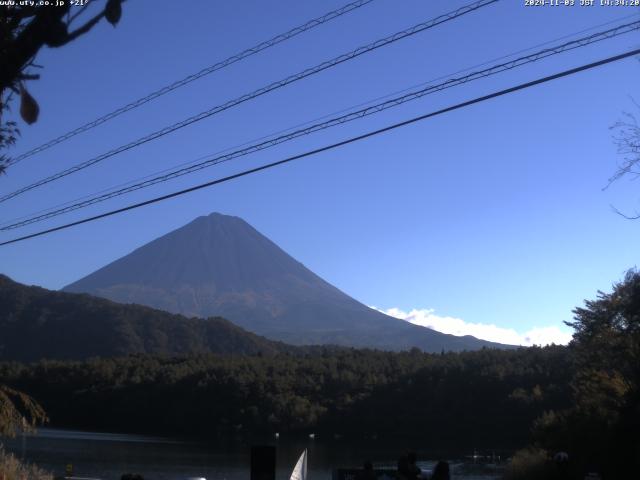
[0,347,571,444]
[0,274,283,361]
[64,212,509,352]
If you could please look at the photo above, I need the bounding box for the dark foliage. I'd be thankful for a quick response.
[5,270,638,472]
[0,1,124,169]
[533,270,640,477]
[0,346,572,449]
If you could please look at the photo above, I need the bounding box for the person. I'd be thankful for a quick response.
[406,452,421,480]
[396,455,410,480]
[357,461,377,480]
[553,451,570,480]
[121,475,144,480]
[430,461,449,480]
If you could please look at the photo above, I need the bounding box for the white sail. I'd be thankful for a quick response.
[289,449,307,480]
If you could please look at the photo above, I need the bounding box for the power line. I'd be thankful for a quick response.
[345,11,640,113]
[0,0,499,204]
[6,0,378,167]
[6,9,632,231]
[1,47,637,248]
[3,19,639,231]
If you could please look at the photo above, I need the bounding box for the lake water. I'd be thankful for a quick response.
[2,428,502,480]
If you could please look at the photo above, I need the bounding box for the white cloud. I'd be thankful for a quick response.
[371,306,572,346]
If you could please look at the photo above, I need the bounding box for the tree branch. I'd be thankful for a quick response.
[68,3,93,26]
[63,10,106,44]
[611,204,640,220]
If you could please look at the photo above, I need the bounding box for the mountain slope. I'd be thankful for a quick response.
[64,212,508,352]
[0,274,284,361]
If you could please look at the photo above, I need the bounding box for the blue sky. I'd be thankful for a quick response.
[1,0,639,344]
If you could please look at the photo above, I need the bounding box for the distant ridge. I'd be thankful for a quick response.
[0,274,284,361]
[64,212,510,352]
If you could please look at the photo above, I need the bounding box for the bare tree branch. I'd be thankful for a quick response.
[611,204,640,220]
[607,106,640,188]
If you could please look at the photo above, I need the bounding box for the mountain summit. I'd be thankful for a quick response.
[64,212,506,351]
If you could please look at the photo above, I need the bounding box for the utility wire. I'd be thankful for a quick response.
[1,14,636,232]
[6,9,632,230]
[1,47,638,247]
[6,0,378,166]
[3,19,638,231]
[0,0,499,204]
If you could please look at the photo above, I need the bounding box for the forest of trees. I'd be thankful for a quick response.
[0,274,293,361]
[531,270,640,478]
[0,345,571,449]
[2,270,639,479]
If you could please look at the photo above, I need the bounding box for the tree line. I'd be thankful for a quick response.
[0,345,571,449]
[1,271,638,478]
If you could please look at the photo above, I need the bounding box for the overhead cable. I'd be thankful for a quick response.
[6,0,378,166]
[0,0,499,204]
[1,46,637,247]
[3,19,638,231]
